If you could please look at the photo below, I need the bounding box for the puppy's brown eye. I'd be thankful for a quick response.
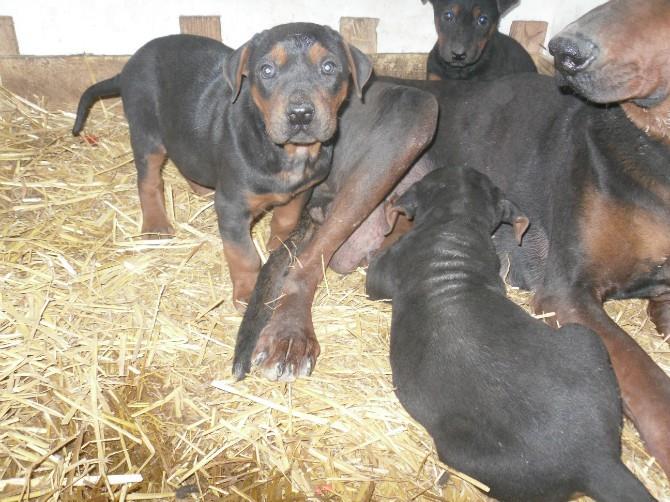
[260,63,276,79]
[321,61,336,75]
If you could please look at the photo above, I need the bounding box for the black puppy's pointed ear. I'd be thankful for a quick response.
[499,198,529,245]
[497,0,520,16]
[383,186,419,236]
[343,43,373,99]
[223,43,251,103]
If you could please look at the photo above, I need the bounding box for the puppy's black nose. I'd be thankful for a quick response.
[287,103,315,126]
[452,51,466,61]
[549,35,597,75]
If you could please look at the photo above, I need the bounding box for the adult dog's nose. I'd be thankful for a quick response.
[549,35,597,75]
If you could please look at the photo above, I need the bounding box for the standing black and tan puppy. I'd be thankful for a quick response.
[423,0,536,80]
[74,25,439,379]
[72,24,372,310]
[366,166,654,502]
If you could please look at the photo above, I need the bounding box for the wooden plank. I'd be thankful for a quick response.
[0,16,20,55]
[339,17,379,54]
[509,21,553,75]
[179,16,222,41]
[0,53,433,110]
[0,55,128,110]
[509,20,548,55]
[532,53,555,76]
[369,53,427,80]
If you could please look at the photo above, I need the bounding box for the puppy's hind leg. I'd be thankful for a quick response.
[131,135,174,237]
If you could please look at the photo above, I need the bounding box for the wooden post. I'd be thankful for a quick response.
[339,17,379,54]
[179,16,222,42]
[0,16,20,55]
[509,20,548,56]
[509,20,553,75]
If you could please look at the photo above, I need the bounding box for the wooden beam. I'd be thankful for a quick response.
[0,53,432,110]
[369,53,426,80]
[0,55,128,111]
[339,17,379,54]
[0,16,20,55]
[179,16,222,41]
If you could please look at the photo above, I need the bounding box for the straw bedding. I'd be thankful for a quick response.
[0,86,669,501]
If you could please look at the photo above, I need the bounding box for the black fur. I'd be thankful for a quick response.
[71,26,373,311]
[423,0,536,80]
[366,166,654,502]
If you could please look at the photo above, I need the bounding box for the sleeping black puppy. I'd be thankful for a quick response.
[366,166,654,502]
[423,0,536,80]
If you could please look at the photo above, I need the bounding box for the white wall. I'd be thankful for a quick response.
[3,0,607,56]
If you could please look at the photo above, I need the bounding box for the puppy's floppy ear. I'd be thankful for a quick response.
[497,0,520,16]
[343,43,373,99]
[499,198,529,245]
[383,185,420,236]
[223,43,251,103]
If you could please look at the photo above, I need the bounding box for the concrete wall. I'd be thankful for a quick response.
[3,0,607,56]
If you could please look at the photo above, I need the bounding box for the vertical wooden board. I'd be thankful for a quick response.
[508,20,548,55]
[339,17,379,54]
[179,16,222,41]
[0,16,20,55]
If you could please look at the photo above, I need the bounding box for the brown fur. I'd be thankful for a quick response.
[243,91,438,382]
[622,100,670,145]
[322,81,349,124]
[278,144,324,188]
[246,191,293,218]
[223,242,261,312]
[138,146,173,235]
[250,84,284,139]
[308,42,329,65]
[581,188,670,294]
[283,143,322,160]
[270,43,288,66]
[553,0,670,143]
[231,45,250,99]
[648,293,670,336]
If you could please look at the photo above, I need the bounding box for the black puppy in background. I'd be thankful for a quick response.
[423,0,536,80]
[366,166,654,502]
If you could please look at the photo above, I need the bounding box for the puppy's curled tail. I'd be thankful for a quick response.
[72,75,121,136]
